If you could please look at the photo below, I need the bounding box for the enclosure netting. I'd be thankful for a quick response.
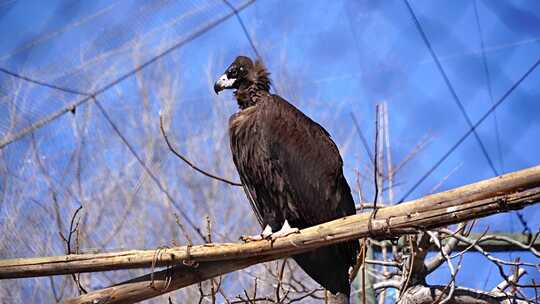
[0,1,539,302]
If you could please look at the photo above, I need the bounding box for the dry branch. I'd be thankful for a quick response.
[399,284,531,304]
[2,165,540,303]
[373,232,540,253]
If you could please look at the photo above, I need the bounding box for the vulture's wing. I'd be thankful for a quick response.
[258,95,356,228]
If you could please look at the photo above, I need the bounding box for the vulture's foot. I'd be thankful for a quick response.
[270,220,299,240]
[240,225,273,242]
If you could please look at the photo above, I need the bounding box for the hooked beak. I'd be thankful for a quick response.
[214,74,236,94]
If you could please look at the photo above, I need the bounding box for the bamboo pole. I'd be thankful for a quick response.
[1,165,539,303]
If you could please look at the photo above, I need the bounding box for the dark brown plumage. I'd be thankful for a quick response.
[214,56,359,301]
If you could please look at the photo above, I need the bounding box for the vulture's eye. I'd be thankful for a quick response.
[228,68,238,78]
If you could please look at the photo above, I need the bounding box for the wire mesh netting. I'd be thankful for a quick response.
[0,0,539,302]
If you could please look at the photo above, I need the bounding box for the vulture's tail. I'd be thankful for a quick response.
[327,292,350,304]
[292,240,358,304]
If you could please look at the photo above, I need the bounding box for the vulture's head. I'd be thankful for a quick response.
[214,56,270,95]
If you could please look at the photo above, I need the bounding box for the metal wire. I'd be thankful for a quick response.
[403,0,499,176]
[222,0,261,59]
[0,0,256,149]
[472,0,531,235]
[94,97,207,241]
[399,57,540,203]
[0,1,260,240]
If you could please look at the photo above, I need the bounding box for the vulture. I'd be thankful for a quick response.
[214,56,359,303]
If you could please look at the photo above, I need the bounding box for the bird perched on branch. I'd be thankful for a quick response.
[214,56,359,303]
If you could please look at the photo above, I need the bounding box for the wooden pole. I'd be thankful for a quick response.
[3,164,540,280]
[1,165,539,303]
[63,256,276,304]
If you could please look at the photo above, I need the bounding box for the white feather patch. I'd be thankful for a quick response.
[216,74,236,88]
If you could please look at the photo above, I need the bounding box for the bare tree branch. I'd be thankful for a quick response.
[2,165,540,304]
[425,223,466,273]
[159,114,242,187]
[398,284,533,304]
[47,165,540,303]
[493,268,527,293]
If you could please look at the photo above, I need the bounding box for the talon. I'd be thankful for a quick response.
[240,235,263,242]
[271,220,300,240]
[240,225,273,242]
[240,222,299,242]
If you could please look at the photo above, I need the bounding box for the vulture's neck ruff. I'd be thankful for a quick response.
[234,60,271,109]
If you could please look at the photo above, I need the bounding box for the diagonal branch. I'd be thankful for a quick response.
[0,165,536,303]
[2,165,540,284]
[159,114,242,186]
[425,223,466,273]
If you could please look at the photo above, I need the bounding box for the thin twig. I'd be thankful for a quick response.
[59,206,87,294]
[275,259,287,303]
[438,229,540,289]
[427,231,462,304]
[159,114,242,187]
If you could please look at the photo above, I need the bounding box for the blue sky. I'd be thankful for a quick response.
[0,0,539,302]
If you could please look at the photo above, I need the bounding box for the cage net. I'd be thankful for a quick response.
[0,0,539,302]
